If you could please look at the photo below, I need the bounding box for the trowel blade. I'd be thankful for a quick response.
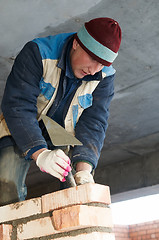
[41,115,82,147]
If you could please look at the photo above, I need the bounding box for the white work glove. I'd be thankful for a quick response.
[36,149,71,182]
[74,170,95,185]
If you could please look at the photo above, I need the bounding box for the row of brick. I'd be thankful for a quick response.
[129,219,159,240]
[2,220,159,240]
[0,183,115,240]
[114,220,159,240]
[0,223,115,240]
[114,225,130,240]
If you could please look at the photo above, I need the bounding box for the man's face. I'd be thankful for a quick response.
[70,39,104,79]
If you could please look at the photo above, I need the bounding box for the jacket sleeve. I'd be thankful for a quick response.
[1,41,47,154]
[71,74,115,169]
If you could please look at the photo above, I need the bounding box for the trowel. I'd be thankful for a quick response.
[41,115,83,188]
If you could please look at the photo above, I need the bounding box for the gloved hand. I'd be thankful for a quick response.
[74,170,95,185]
[36,149,71,182]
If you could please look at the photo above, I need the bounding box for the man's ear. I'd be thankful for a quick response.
[72,38,79,50]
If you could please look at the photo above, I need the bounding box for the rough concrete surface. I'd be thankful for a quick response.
[0,0,159,200]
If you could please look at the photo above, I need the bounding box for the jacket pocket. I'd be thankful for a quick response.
[39,78,55,100]
[71,94,93,128]
[78,93,93,109]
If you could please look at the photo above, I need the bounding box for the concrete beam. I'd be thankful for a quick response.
[95,150,159,198]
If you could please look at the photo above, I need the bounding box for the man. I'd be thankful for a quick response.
[0,18,122,206]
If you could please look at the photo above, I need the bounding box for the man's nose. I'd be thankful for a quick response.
[89,62,102,75]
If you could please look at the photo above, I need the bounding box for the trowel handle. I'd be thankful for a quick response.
[63,145,70,155]
[63,146,77,188]
[65,171,76,187]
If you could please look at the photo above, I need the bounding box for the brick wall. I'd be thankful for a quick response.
[114,225,130,240]
[114,220,159,240]
[0,183,115,240]
[129,220,159,240]
[1,182,159,240]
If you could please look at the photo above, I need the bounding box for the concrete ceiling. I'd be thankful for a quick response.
[0,0,159,202]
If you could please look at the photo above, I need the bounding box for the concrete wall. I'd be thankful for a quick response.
[95,150,159,198]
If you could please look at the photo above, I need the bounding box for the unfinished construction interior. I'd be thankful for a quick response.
[0,0,159,239]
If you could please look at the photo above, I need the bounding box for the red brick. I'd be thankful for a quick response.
[0,224,12,240]
[114,225,130,240]
[17,216,57,240]
[52,205,113,231]
[116,238,130,240]
[0,197,41,223]
[42,183,111,213]
[147,228,158,234]
[129,231,138,237]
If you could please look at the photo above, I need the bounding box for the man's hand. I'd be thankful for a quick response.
[74,162,94,185]
[74,170,94,185]
[34,149,71,182]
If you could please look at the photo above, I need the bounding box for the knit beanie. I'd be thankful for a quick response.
[75,17,122,66]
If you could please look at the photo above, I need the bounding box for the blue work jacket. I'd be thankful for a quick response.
[0,33,115,169]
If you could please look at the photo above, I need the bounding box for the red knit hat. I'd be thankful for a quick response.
[75,17,122,66]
